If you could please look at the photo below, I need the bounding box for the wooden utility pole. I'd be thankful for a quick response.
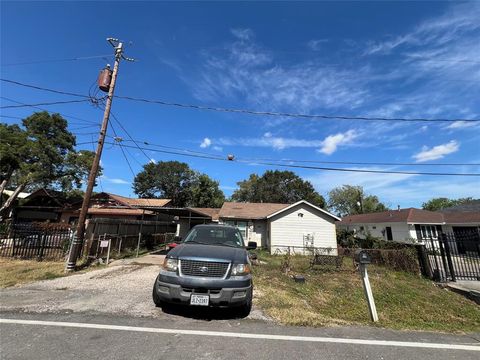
[66,38,133,271]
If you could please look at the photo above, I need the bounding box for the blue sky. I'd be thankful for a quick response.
[1,1,479,208]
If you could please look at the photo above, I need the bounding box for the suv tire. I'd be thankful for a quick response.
[238,289,253,318]
[152,277,165,308]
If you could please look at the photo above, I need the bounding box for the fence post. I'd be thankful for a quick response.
[430,238,441,281]
[441,233,456,282]
[11,229,16,257]
[416,245,432,279]
[38,233,46,260]
[438,237,450,281]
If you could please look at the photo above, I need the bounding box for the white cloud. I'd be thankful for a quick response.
[149,158,156,164]
[231,28,254,41]
[412,140,459,162]
[212,146,223,152]
[189,30,369,113]
[446,121,477,130]
[100,176,129,185]
[318,130,357,155]
[364,2,480,56]
[217,130,357,154]
[200,137,212,148]
[307,39,329,51]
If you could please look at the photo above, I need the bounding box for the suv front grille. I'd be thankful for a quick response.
[180,259,230,278]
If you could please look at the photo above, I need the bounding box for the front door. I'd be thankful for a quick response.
[385,226,393,241]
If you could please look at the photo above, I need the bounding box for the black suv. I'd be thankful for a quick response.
[152,224,257,315]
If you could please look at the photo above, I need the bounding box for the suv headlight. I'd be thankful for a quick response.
[162,258,178,272]
[231,263,251,276]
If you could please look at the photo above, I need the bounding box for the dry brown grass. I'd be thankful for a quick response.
[0,258,66,288]
[253,251,480,333]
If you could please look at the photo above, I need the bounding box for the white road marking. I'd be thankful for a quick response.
[1,318,479,352]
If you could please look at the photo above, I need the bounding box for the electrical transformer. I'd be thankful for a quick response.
[97,65,112,92]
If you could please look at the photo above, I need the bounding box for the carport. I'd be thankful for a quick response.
[138,207,215,238]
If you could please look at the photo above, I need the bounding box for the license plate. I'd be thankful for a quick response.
[190,294,209,306]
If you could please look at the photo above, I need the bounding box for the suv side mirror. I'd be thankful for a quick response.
[247,241,257,250]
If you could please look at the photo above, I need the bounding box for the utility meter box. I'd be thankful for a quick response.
[355,250,371,264]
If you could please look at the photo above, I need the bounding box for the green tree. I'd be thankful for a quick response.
[231,170,326,208]
[0,112,98,217]
[0,123,28,196]
[191,174,225,208]
[422,197,474,211]
[328,185,388,217]
[58,150,100,196]
[133,161,225,207]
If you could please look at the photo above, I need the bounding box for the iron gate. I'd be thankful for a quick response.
[425,231,480,281]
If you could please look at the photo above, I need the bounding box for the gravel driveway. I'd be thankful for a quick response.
[0,263,268,323]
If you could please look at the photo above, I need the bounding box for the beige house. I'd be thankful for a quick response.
[218,200,340,253]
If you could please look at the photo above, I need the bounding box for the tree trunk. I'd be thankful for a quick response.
[0,183,25,220]
[0,168,14,201]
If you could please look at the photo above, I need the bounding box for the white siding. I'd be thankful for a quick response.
[268,203,337,254]
[337,222,423,243]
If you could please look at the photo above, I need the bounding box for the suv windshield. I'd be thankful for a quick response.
[183,226,245,248]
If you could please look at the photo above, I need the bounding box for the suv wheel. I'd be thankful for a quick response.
[152,277,165,308]
[238,289,253,318]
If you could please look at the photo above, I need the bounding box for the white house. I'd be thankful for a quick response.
[336,207,480,244]
[218,200,340,253]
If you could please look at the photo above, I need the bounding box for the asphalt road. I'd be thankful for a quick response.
[1,263,479,359]
[1,312,479,360]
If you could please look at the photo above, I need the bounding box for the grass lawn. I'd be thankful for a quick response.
[0,258,66,288]
[253,251,480,333]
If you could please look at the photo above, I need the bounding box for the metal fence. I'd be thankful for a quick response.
[424,231,480,281]
[0,222,73,260]
[91,232,176,259]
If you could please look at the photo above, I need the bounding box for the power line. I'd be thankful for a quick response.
[240,157,480,167]
[104,142,480,176]
[0,96,100,125]
[0,99,91,109]
[250,161,480,177]
[76,141,99,146]
[109,112,152,162]
[1,78,89,98]
[104,134,478,167]
[114,96,480,123]
[0,114,23,120]
[69,124,101,131]
[2,54,113,67]
[108,122,136,178]
[3,78,480,123]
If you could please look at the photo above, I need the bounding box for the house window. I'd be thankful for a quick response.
[372,226,376,229]
[298,213,304,218]
[224,220,248,240]
[420,225,438,239]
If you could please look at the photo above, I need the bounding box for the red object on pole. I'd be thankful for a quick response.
[98,66,113,92]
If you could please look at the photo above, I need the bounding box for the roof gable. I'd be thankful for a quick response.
[266,200,341,221]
